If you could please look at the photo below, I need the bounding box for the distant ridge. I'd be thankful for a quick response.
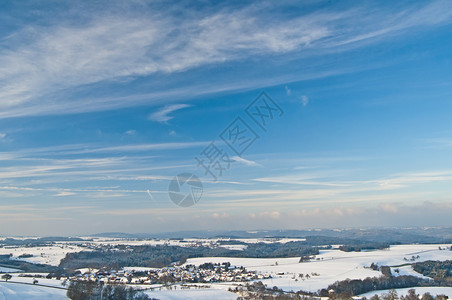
[90,227,452,244]
[91,232,142,238]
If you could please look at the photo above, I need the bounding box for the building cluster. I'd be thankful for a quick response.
[69,263,271,285]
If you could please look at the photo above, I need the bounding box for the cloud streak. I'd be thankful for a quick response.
[231,156,261,167]
[148,104,192,123]
[0,1,451,118]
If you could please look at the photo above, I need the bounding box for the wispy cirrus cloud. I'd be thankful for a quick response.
[0,141,202,193]
[71,141,208,154]
[0,141,208,158]
[253,170,452,189]
[0,185,147,198]
[231,156,261,167]
[148,104,192,123]
[253,173,350,187]
[55,191,76,197]
[0,1,451,119]
[422,137,452,149]
[370,171,452,189]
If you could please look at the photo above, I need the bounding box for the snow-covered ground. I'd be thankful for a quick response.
[218,244,248,251]
[1,241,451,297]
[236,238,306,244]
[360,287,452,298]
[6,274,65,288]
[87,237,305,248]
[0,244,86,266]
[144,288,237,300]
[392,265,429,279]
[0,282,68,299]
[0,236,308,270]
[183,244,452,293]
[0,267,21,273]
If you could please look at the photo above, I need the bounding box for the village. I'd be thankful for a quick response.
[55,262,272,286]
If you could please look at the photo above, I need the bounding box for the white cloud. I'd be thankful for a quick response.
[0,2,450,118]
[300,95,309,106]
[0,133,5,139]
[212,212,229,219]
[73,141,208,153]
[55,191,76,197]
[422,137,452,149]
[148,104,191,123]
[195,202,452,230]
[379,203,399,213]
[253,173,350,187]
[253,170,452,190]
[260,211,281,219]
[231,156,261,167]
[372,171,452,189]
[3,141,207,157]
[285,86,291,96]
[0,146,195,185]
[0,185,146,196]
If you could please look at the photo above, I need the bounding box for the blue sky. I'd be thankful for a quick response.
[1,0,452,236]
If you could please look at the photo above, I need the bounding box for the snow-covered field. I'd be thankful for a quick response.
[183,244,452,293]
[6,274,65,288]
[0,236,307,271]
[236,238,306,244]
[0,244,86,266]
[87,237,305,249]
[360,287,452,298]
[0,267,21,273]
[144,288,237,300]
[0,241,451,298]
[392,265,429,279]
[0,282,68,299]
